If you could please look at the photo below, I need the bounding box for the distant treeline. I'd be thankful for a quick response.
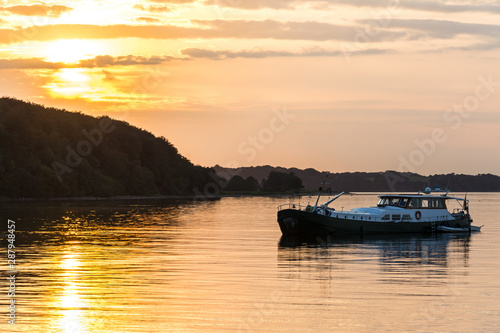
[214,165,500,192]
[224,171,304,193]
[0,98,212,198]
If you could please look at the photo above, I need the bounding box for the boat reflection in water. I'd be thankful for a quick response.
[278,232,471,277]
[276,233,474,331]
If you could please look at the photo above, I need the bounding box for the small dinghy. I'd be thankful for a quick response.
[436,225,483,233]
[437,225,470,233]
[471,225,483,232]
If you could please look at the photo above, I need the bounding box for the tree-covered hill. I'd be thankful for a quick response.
[0,97,213,199]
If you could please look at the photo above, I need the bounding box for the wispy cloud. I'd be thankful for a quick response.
[180,47,389,59]
[0,55,176,70]
[150,0,198,3]
[0,58,65,69]
[0,24,200,44]
[0,47,393,70]
[206,0,500,14]
[3,18,497,46]
[133,4,172,13]
[371,19,500,40]
[135,17,163,23]
[0,20,406,44]
[77,55,175,67]
[0,4,73,17]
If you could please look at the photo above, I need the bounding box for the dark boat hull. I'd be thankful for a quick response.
[277,209,470,235]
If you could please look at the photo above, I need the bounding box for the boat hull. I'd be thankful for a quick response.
[277,209,470,235]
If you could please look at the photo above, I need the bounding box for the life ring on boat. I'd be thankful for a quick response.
[415,211,422,220]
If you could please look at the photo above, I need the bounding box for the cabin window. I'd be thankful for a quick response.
[399,198,409,207]
[402,214,411,221]
[389,198,401,206]
[392,214,401,221]
[381,214,390,221]
[421,198,445,209]
[432,199,444,208]
[378,198,390,206]
[408,198,421,208]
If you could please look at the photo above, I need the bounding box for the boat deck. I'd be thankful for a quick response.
[277,203,461,223]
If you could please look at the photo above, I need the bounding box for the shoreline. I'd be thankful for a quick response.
[0,192,310,203]
[0,195,208,203]
[1,191,495,203]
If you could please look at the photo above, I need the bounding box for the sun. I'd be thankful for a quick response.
[43,39,101,64]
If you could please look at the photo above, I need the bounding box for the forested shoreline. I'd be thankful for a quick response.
[0,98,212,199]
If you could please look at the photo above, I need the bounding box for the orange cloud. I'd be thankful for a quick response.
[133,4,172,13]
[180,47,388,59]
[0,58,65,69]
[0,55,176,70]
[135,17,163,23]
[205,0,500,13]
[0,4,73,17]
[0,20,401,44]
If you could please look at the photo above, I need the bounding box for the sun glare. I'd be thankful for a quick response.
[44,67,127,103]
[45,68,91,97]
[44,39,101,64]
[58,68,89,83]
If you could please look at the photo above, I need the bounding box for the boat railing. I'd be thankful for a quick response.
[415,215,461,223]
[277,203,308,211]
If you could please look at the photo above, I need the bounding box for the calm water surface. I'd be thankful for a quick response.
[1,193,500,332]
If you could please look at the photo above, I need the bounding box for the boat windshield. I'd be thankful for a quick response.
[378,197,408,207]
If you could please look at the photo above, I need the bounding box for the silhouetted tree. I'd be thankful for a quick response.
[262,171,304,192]
[225,175,260,192]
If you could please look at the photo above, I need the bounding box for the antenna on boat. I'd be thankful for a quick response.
[313,181,327,209]
[313,174,330,210]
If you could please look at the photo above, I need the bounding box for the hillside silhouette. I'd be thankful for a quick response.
[0,98,212,199]
[214,165,500,192]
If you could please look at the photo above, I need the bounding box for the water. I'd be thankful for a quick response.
[1,193,500,332]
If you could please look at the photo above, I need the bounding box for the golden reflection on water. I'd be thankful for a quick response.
[58,253,87,333]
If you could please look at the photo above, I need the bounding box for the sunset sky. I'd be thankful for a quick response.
[1,0,500,176]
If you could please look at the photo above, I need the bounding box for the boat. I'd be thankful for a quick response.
[277,186,481,235]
